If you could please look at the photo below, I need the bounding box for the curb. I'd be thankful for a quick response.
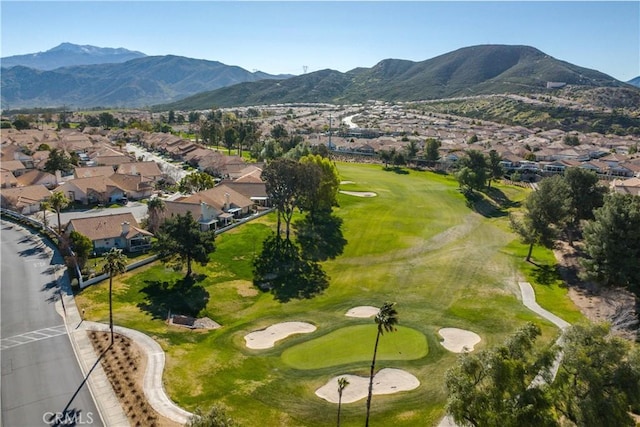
[84,322,193,425]
[57,269,130,427]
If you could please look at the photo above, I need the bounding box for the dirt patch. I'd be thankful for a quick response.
[169,315,221,330]
[553,241,638,339]
[88,331,181,427]
[234,280,259,297]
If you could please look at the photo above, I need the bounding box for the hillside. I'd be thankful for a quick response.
[0,42,146,70]
[1,55,290,109]
[159,45,630,109]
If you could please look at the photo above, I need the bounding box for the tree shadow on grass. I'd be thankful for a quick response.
[137,275,209,319]
[253,234,329,303]
[531,263,565,287]
[464,187,521,218]
[383,166,409,175]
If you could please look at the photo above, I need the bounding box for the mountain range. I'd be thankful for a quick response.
[2,43,638,110]
[1,43,146,70]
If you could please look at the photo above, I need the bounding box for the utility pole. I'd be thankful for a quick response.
[328,114,333,149]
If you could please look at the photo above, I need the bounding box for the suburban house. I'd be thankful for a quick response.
[65,212,153,254]
[610,177,640,196]
[0,184,51,214]
[74,166,117,179]
[15,169,57,189]
[162,184,255,230]
[1,160,29,177]
[54,176,126,205]
[116,161,163,182]
[108,173,154,200]
[1,171,18,189]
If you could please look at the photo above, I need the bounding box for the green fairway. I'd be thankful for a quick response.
[282,325,428,369]
[75,162,583,427]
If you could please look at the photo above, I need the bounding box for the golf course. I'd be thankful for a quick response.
[75,161,583,426]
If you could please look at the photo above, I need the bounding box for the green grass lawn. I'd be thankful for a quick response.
[75,162,583,426]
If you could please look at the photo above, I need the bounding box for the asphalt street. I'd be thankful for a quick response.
[1,220,102,427]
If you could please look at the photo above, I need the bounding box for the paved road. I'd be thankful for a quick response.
[1,220,102,427]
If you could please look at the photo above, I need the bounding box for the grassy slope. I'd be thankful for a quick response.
[75,163,582,427]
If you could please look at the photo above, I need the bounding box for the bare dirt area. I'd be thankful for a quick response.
[553,241,638,339]
[88,331,181,427]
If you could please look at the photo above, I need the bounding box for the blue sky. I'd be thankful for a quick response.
[2,1,639,81]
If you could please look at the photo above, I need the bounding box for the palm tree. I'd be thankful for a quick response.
[102,248,127,344]
[39,200,51,229]
[146,197,165,234]
[365,302,398,427]
[49,191,69,234]
[337,377,349,427]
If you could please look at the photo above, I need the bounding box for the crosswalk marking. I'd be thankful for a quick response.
[1,325,67,350]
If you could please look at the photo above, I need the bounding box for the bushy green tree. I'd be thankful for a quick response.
[582,193,640,292]
[551,323,640,427]
[562,168,606,243]
[510,175,570,261]
[44,148,74,175]
[455,150,487,193]
[424,138,441,166]
[178,171,216,194]
[446,322,640,427]
[155,211,216,278]
[69,231,93,270]
[446,323,556,427]
[263,158,306,239]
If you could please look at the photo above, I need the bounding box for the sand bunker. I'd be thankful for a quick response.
[315,368,420,403]
[339,190,377,197]
[244,322,316,349]
[345,306,380,318]
[438,328,481,353]
[340,180,356,185]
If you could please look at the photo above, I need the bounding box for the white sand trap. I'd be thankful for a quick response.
[315,368,420,404]
[340,180,356,185]
[339,190,377,197]
[438,328,481,353]
[345,306,380,318]
[244,322,316,349]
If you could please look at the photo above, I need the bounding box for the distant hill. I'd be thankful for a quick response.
[629,76,640,88]
[1,55,291,109]
[158,45,631,110]
[1,42,146,70]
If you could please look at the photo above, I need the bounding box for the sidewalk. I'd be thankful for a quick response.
[56,262,193,426]
[56,269,130,427]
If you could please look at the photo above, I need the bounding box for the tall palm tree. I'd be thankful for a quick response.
[102,248,127,344]
[39,200,51,229]
[365,302,398,427]
[146,197,165,234]
[49,191,69,234]
[337,376,349,427]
